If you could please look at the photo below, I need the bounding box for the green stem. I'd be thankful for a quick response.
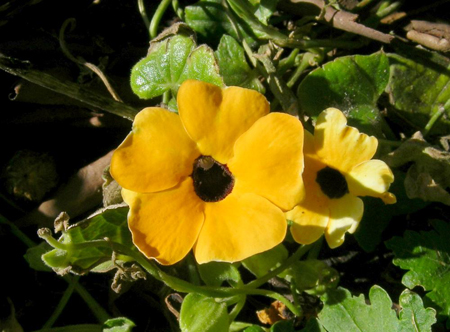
[71,278,111,323]
[278,49,300,76]
[287,52,317,88]
[33,324,102,332]
[0,213,36,248]
[376,1,402,19]
[423,100,450,137]
[307,236,323,260]
[40,237,303,316]
[186,253,201,286]
[150,0,172,39]
[378,139,402,147]
[228,296,246,322]
[42,276,79,328]
[244,244,313,290]
[138,0,151,32]
[162,90,170,104]
[172,0,184,20]
[289,279,301,310]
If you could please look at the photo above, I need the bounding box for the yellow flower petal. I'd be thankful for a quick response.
[287,197,329,245]
[346,159,395,198]
[229,113,305,211]
[193,193,286,264]
[325,194,364,248]
[304,130,316,155]
[287,152,329,244]
[178,80,270,164]
[111,107,200,193]
[314,108,378,172]
[123,178,205,265]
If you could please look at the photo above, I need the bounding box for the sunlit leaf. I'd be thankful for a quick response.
[249,0,278,25]
[386,220,450,325]
[215,34,264,92]
[180,293,229,332]
[317,286,436,331]
[103,317,136,332]
[297,52,390,136]
[398,290,436,332]
[130,33,223,100]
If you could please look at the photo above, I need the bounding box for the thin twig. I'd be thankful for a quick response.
[59,18,123,103]
[281,0,395,44]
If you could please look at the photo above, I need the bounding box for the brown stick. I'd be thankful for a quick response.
[282,0,395,44]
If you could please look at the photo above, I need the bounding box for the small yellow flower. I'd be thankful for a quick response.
[286,108,396,249]
[111,80,305,265]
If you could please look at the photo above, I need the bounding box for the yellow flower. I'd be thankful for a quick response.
[110,80,305,265]
[286,108,396,249]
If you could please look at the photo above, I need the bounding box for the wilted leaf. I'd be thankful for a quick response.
[179,293,229,332]
[386,220,450,325]
[297,52,390,136]
[257,301,290,325]
[386,53,450,135]
[383,132,450,205]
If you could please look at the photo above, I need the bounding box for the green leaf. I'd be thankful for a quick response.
[242,244,288,277]
[297,52,390,136]
[179,293,229,332]
[318,286,399,332]
[24,242,53,272]
[103,317,136,332]
[243,326,265,332]
[270,320,295,332]
[299,318,326,332]
[318,286,436,332]
[398,290,436,332]
[284,260,339,295]
[185,0,259,48]
[130,33,223,100]
[385,220,450,324]
[215,35,264,92]
[386,53,450,135]
[198,261,241,287]
[42,205,133,274]
[249,0,278,25]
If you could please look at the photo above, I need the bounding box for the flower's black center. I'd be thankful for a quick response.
[316,166,349,199]
[191,156,234,202]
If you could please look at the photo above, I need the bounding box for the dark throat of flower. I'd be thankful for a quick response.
[316,166,349,199]
[191,156,234,202]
